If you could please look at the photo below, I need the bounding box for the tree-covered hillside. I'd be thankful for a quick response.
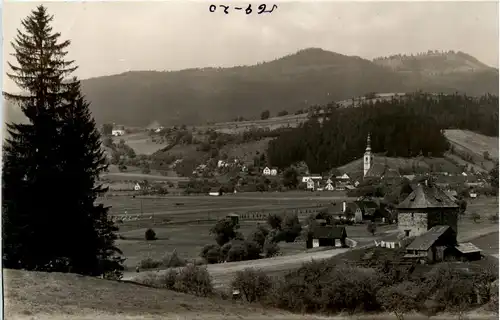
[77,48,498,126]
[267,93,499,173]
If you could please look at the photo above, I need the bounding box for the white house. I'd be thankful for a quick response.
[306,180,315,190]
[326,178,333,185]
[134,183,141,191]
[263,167,271,175]
[325,183,334,191]
[112,129,125,136]
[270,168,278,176]
[217,160,226,168]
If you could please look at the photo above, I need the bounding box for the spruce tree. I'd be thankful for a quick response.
[3,5,123,277]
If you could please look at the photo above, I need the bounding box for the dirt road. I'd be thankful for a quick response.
[123,224,499,287]
[124,247,350,287]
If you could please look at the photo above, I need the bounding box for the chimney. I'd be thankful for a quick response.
[343,201,346,212]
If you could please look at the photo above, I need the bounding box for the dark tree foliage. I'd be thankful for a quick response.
[268,93,498,173]
[2,5,123,277]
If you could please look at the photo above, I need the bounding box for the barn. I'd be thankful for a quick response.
[404,225,457,264]
[306,226,347,249]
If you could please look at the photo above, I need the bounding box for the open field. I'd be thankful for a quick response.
[471,231,499,256]
[106,195,499,270]
[444,129,499,160]
[444,129,498,172]
[338,154,462,174]
[5,269,498,320]
[117,222,397,269]
[99,192,351,217]
[112,132,168,155]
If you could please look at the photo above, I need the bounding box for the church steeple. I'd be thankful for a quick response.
[365,133,372,152]
[363,133,373,177]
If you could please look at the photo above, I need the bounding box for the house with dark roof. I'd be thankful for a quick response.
[306,225,347,249]
[404,225,457,264]
[397,181,459,238]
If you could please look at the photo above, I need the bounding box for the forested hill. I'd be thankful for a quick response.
[267,93,499,173]
[78,48,499,126]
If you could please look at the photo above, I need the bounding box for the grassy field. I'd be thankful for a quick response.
[338,155,462,174]
[470,232,499,256]
[112,132,168,155]
[110,195,499,270]
[444,129,499,160]
[444,129,498,172]
[117,221,397,270]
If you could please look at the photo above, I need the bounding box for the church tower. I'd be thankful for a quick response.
[363,133,373,177]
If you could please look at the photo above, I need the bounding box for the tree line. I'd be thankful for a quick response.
[267,92,498,174]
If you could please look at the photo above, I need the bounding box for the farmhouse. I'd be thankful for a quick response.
[134,183,141,191]
[397,180,459,238]
[112,129,125,136]
[208,188,222,196]
[306,225,347,249]
[404,225,457,264]
[262,167,271,175]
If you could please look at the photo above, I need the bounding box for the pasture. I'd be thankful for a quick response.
[111,132,167,155]
[107,194,499,270]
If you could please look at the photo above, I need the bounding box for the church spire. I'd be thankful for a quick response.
[365,133,372,152]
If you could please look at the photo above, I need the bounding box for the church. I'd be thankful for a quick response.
[362,133,401,181]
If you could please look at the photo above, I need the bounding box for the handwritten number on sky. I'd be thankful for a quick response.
[209,4,278,14]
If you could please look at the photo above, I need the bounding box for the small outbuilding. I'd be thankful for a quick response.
[306,226,347,249]
[404,225,457,264]
[453,242,482,261]
[226,213,240,225]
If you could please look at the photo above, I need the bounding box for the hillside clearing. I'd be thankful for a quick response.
[337,155,461,175]
[112,132,168,155]
[444,129,498,160]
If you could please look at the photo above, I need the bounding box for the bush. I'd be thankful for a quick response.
[138,257,163,270]
[145,228,157,241]
[205,247,221,264]
[263,238,280,257]
[231,268,272,302]
[139,269,177,289]
[220,242,232,262]
[489,213,499,223]
[267,213,283,230]
[227,242,248,262]
[200,244,221,264]
[248,224,270,248]
[162,250,186,268]
[174,264,213,297]
[377,281,419,320]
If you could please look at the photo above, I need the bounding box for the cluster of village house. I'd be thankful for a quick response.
[301,178,483,264]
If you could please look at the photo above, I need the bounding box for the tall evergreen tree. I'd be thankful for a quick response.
[3,5,123,277]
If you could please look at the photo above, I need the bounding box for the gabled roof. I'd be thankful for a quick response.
[365,164,386,178]
[312,226,346,239]
[406,225,451,251]
[397,183,459,209]
[384,168,401,179]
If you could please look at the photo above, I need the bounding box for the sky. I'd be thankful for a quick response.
[2,0,499,93]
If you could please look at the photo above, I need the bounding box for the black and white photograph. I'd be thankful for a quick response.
[2,1,499,319]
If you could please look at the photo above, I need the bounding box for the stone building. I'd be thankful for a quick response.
[396,180,459,238]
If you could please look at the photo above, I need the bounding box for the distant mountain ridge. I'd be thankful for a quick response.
[5,48,499,127]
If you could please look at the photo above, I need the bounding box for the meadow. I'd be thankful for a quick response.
[107,194,499,270]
